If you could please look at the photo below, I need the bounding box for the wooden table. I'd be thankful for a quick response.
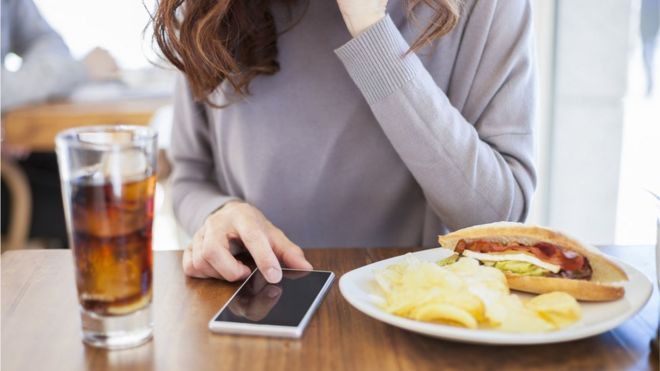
[2,98,170,151]
[2,246,658,371]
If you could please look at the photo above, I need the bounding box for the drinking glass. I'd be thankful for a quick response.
[56,126,157,349]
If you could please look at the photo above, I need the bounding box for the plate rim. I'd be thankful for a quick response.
[338,247,653,345]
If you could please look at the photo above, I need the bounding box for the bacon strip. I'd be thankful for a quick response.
[454,240,586,272]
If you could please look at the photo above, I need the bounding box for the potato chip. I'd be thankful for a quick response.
[373,254,581,332]
[412,303,478,329]
[494,295,556,332]
[525,292,581,328]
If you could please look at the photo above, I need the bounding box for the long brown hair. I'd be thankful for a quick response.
[153,0,462,104]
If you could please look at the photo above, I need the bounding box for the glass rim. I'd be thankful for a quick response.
[55,125,157,151]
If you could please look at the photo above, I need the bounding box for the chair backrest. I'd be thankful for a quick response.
[1,158,32,252]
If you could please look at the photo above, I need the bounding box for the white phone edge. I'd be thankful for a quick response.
[208,269,335,339]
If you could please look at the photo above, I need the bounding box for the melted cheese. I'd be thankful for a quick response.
[462,250,561,273]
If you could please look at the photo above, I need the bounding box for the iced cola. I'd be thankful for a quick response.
[56,125,157,349]
[70,174,155,316]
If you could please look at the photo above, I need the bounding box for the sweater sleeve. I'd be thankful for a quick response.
[335,1,536,231]
[170,75,239,235]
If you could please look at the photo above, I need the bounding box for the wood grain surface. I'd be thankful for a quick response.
[1,246,658,371]
[2,98,170,151]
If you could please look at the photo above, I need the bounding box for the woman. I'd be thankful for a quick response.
[154,0,537,283]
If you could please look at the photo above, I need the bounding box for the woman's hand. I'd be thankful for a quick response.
[336,0,388,37]
[183,201,313,283]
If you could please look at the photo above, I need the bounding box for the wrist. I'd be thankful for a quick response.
[343,12,385,37]
[217,199,244,213]
[208,199,244,221]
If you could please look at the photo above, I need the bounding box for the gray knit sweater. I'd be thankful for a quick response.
[170,0,537,248]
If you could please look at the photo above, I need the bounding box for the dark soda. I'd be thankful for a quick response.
[69,175,155,316]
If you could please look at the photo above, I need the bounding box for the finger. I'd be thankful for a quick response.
[191,231,222,279]
[234,220,282,284]
[269,228,313,270]
[192,248,220,278]
[200,231,251,282]
[183,246,210,278]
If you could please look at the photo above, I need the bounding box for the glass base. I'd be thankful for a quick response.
[80,305,153,350]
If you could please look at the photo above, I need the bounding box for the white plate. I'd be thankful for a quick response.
[339,248,653,345]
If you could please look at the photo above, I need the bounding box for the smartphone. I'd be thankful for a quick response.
[208,269,334,338]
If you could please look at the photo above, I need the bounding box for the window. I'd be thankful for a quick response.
[34,0,158,69]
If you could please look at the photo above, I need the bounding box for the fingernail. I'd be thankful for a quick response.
[265,267,282,283]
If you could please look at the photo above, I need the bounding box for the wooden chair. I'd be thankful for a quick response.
[1,158,32,252]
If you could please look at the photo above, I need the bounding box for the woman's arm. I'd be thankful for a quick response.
[170,75,239,235]
[335,1,536,231]
[172,75,312,283]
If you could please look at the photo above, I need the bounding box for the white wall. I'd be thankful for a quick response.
[547,0,633,244]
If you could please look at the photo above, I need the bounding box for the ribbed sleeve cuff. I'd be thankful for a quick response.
[335,15,424,105]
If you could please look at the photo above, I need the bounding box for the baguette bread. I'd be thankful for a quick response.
[438,222,628,301]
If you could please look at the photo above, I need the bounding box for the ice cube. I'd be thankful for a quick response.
[100,149,149,180]
[78,131,133,145]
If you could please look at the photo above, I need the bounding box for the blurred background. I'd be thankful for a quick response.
[529,0,659,246]
[1,0,658,252]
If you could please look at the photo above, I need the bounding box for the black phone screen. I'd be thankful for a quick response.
[213,269,333,327]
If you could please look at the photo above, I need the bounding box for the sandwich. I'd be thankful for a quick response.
[437,222,628,301]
